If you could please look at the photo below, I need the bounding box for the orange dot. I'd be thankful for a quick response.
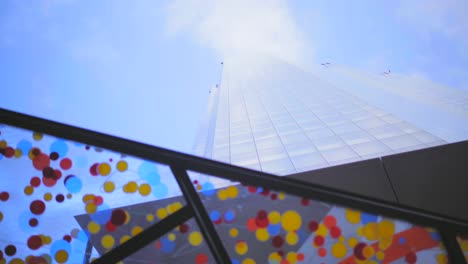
[246,218,257,231]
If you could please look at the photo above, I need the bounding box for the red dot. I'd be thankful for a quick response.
[354,242,367,261]
[33,153,51,170]
[4,147,15,158]
[105,221,117,232]
[248,186,257,193]
[318,247,327,257]
[193,180,198,185]
[308,221,318,232]
[111,209,127,226]
[94,196,103,205]
[260,189,270,196]
[179,224,189,233]
[195,253,209,264]
[90,163,99,176]
[314,235,325,247]
[55,194,65,203]
[30,200,46,215]
[272,235,284,248]
[60,158,72,170]
[27,235,43,250]
[49,152,59,160]
[330,226,341,238]
[257,210,267,219]
[4,245,16,256]
[255,217,269,228]
[29,218,39,227]
[42,177,57,187]
[405,252,417,264]
[30,177,41,187]
[323,215,337,228]
[42,167,55,179]
[0,192,9,202]
[270,193,278,200]
[297,253,305,261]
[280,260,288,264]
[63,235,72,242]
[31,148,41,156]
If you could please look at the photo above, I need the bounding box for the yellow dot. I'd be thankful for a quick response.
[229,228,239,237]
[339,236,345,243]
[139,183,151,196]
[103,181,115,193]
[146,214,154,222]
[345,209,361,224]
[168,233,176,241]
[116,160,128,172]
[189,231,203,246]
[54,250,69,263]
[0,211,3,222]
[256,228,269,241]
[167,202,183,214]
[24,186,34,195]
[331,242,347,258]
[218,189,228,200]
[0,140,6,148]
[461,240,468,251]
[132,226,143,236]
[376,251,385,261]
[67,194,72,199]
[242,258,255,264]
[363,222,378,241]
[86,203,97,214]
[315,223,328,237]
[357,226,363,236]
[157,208,168,219]
[14,149,22,158]
[363,245,375,259]
[378,237,393,251]
[226,185,239,198]
[437,253,448,264]
[33,132,43,141]
[378,220,395,239]
[235,241,248,255]
[268,211,281,225]
[124,181,138,193]
[8,259,24,264]
[348,237,358,247]
[120,235,131,244]
[102,234,115,249]
[278,192,286,200]
[125,211,131,224]
[98,163,111,176]
[281,210,302,232]
[87,221,100,234]
[269,252,281,261]
[44,193,53,201]
[286,252,297,263]
[82,194,95,203]
[286,232,298,245]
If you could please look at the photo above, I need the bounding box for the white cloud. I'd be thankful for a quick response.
[396,0,468,46]
[165,0,309,66]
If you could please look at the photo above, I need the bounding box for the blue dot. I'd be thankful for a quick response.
[257,187,263,193]
[17,140,32,154]
[50,239,71,256]
[267,224,281,235]
[224,210,235,222]
[202,182,215,196]
[50,140,68,157]
[210,211,220,221]
[160,238,175,253]
[431,232,441,241]
[361,212,378,224]
[138,161,160,185]
[90,205,111,224]
[232,259,240,264]
[65,176,82,193]
[153,183,168,198]
[399,237,406,244]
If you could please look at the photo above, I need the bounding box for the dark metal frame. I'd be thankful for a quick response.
[1,108,467,264]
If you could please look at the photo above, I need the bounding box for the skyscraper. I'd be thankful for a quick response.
[193,56,452,184]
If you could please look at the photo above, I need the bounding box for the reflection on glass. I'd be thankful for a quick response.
[0,124,184,263]
[189,173,448,264]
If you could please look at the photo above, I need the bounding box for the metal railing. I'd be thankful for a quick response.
[1,108,467,263]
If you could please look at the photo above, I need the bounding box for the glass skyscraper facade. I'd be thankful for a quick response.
[194,57,450,184]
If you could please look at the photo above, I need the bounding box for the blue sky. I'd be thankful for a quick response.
[1,0,467,154]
